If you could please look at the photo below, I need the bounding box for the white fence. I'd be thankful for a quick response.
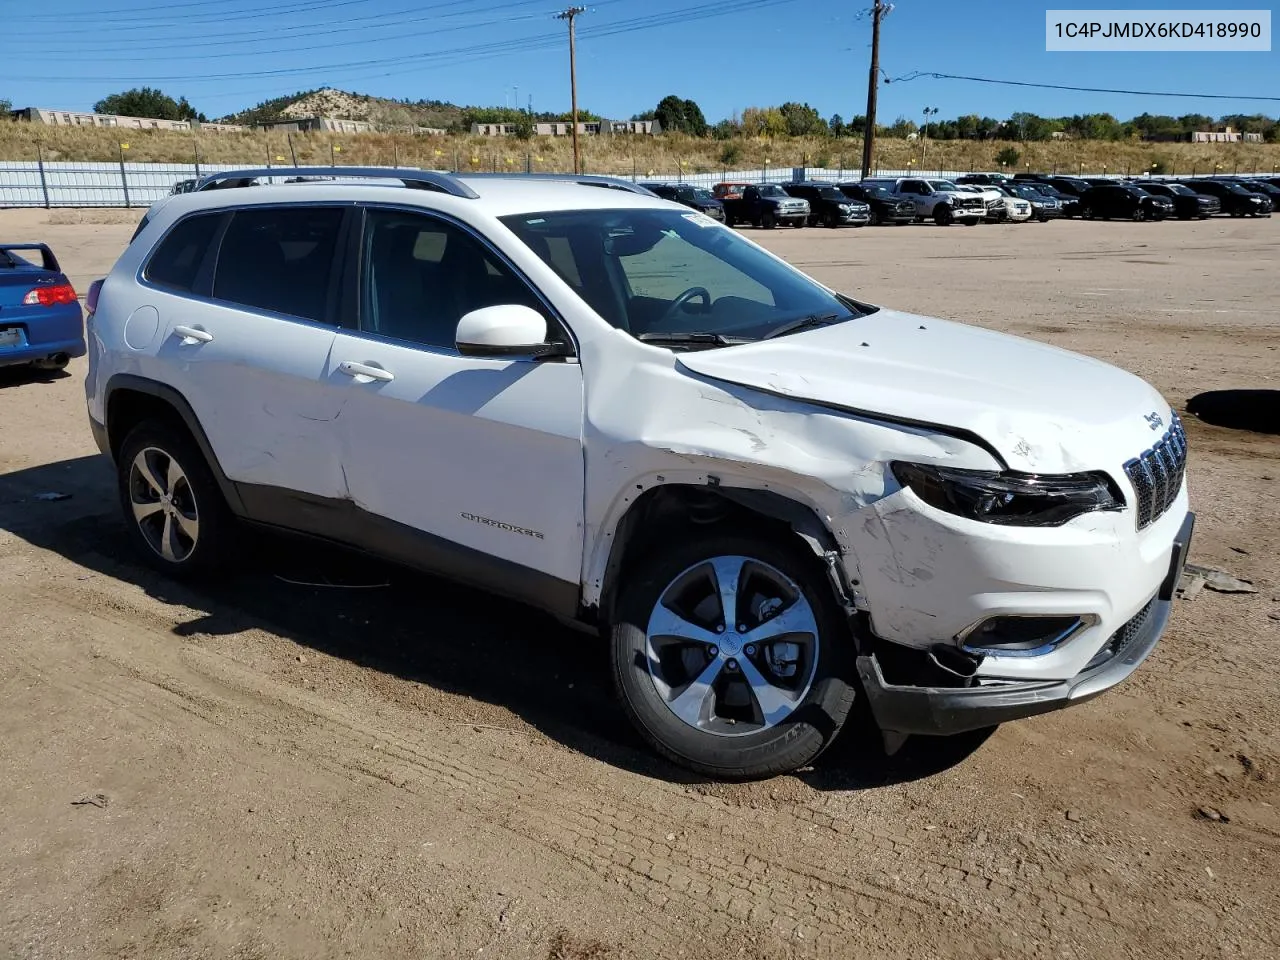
[1,161,1272,208]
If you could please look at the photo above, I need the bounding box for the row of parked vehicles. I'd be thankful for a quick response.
[639,172,1277,228]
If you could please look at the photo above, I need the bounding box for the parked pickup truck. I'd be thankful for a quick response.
[862,177,986,226]
[713,182,810,229]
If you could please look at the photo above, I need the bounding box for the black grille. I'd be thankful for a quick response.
[1084,599,1155,671]
[1123,413,1187,530]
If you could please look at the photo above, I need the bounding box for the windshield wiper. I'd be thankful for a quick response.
[636,331,746,348]
[763,312,843,340]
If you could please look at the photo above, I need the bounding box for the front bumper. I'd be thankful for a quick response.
[1033,205,1064,219]
[859,511,1194,736]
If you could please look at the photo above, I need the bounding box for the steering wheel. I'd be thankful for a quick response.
[656,286,712,327]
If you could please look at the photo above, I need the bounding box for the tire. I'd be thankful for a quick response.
[823,211,839,228]
[867,209,881,226]
[761,211,776,229]
[933,205,953,226]
[1132,207,1145,222]
[723,209,735,228]
[117,418,235,580]
[793,218,806,228]
[964,218,979,226]
[610,533,856,779]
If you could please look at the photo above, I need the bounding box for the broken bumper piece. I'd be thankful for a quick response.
[856,595,1169,736]
[857,512,1192,737]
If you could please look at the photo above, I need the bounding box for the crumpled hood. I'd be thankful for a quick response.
[676,308,1172,474]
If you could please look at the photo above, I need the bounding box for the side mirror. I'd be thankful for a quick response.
[455,304,554,358]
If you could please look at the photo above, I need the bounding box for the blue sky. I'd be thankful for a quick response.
[2,0,1276,121]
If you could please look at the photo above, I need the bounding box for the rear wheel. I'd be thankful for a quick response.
[611,534,856,779]
[117,419,234,579]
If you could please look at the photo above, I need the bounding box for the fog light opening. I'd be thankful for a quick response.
[959,615,1095,658]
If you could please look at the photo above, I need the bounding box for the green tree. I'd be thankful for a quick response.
[778,101,826,136]
[711,118,739,140]
[828,114,845,137]
[995,146,1021,166]
[0,97,11,116]
[93,87,197,121]
[653,94,707,135]
[681,98,707,137]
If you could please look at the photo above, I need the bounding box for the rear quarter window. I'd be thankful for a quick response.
[144,212,225,294]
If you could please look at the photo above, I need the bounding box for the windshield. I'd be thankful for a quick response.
[927,180,960,192]
[817,186,846,201]
[758,184,789,198]
[691,188,714,202]
[857,185,889,199]
[1164,184,1195,196]
[500,208,866,345]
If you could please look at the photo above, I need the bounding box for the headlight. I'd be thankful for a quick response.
[890,462,1124,526]
[838,203,850,210]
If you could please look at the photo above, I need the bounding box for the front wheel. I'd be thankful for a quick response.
[117,419,235,579]
[823,211,839,228]
[611,534,856,779]
[933,205,953,226]
[1132,207,1146,222]
[723,210,735,227]
[761,211,776,229]
[867,209,881,226]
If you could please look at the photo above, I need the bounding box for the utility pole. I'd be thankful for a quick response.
[556,6,586,174]
[860,0,885,180]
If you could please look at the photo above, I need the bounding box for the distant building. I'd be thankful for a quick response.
[470,118,661,137]
[10,106,245,132]
[255,116,377,134]
[1142,126,1265,143]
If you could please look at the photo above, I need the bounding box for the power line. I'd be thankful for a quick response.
[29,0,563,53]
[5,0,800,86]
[886,71,1280,103]
[6,7,548,61]
[3,0,540,45]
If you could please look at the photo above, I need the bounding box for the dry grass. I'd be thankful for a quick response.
[3,122,1278,177]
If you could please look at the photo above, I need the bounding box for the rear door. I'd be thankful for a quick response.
[147,204,350,503]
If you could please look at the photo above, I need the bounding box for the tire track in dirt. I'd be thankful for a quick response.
[0,576,1178,959]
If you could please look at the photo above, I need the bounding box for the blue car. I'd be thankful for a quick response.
[0,243,86,372]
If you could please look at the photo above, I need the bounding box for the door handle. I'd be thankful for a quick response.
[337,360,394,383]
[172,325,213,344]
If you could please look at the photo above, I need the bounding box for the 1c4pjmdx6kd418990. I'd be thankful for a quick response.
[84,168,1194,780]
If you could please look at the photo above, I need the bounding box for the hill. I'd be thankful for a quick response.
[219,87,466,130]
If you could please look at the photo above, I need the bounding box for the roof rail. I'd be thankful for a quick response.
[459,173,658,196]
[193,166,479,199]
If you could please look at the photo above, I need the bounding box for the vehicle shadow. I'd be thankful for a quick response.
[0,366,72,388]
[0,454,985,789]
[1186,389,1280,435]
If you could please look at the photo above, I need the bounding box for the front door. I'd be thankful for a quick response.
[328,207,586,609]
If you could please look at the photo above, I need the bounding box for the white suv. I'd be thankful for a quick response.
[84,167,1194,779]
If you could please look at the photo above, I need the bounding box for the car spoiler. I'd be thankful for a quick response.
[0,243,60,272]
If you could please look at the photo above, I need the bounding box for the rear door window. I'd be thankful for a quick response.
[144,212,225,294]
[212,206,344,323]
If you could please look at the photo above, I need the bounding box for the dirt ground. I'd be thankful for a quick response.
[1,207,1278,960]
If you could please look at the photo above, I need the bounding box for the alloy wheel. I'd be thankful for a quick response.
[644,555,819,737]
[128,446,200,563]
